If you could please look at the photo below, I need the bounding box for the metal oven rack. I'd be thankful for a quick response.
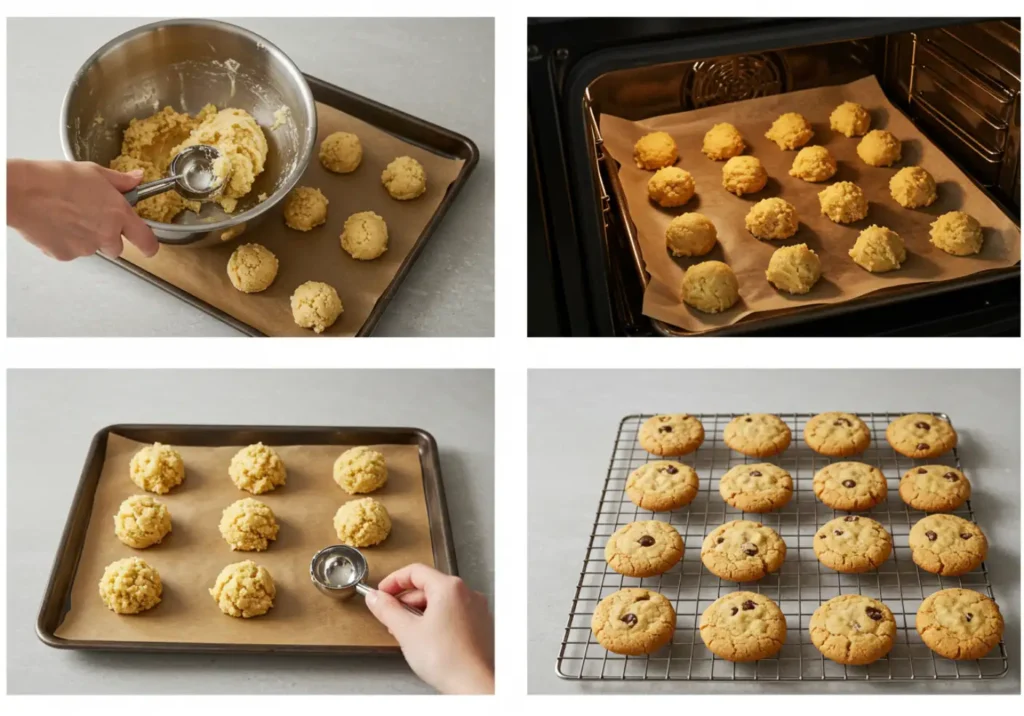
[556,412,1009,681]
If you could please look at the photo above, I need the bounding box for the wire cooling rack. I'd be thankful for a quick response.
[556,412,1009,681]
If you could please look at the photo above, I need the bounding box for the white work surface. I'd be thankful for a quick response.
[6,17,494,337]
[7,369,494,694]
[528,369,1020,694]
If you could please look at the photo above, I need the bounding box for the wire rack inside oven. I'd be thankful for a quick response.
[556,412,1009,682]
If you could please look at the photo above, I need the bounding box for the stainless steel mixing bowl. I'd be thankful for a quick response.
[60,18,316,247]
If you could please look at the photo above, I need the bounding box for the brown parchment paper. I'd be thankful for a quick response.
[120,102,466,337]
[54,434,434,647]
[600,75,1021,333]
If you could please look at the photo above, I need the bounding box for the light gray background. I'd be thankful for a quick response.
[528,369,1020,694]
[6,17,494,337]
[8,369,494,694]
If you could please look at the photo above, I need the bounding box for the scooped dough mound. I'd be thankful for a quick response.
[99,557,162,614]
[818,181,868,224]
[666,213,717,257]
[856,129,901,167]
[829,101,871,137]
[680,261,739,314]
[702,123,745,160]
[283,186,329,231]
[849,225,907,272]
[765,112,813,150]
[290,280,343,333]
[647,167,695,207]
[789,145,837,182]
[633,131,677,169]
[382,156,427,200]
[129,443,185,495]
[766,243,822,295]
[721,156,768,196]
[228,442,286,494]
[334,446,388,494]
[341,211,389,260]
[219,498,279,551]
[930,211,984,256]
[210,560,275,618]
[319,131,363,174]
[114,495,172,549]
[745,197,799,240]
[334,497,392,547]
[110,153,197,223]
[889,166,937,208]
[227,243,278,293]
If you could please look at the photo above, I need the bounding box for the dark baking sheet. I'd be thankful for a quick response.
[37,424,456,654]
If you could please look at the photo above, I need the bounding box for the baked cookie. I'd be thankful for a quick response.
[909,514,987,576]
[382,156,427,200]
[591,588,676,655]
[745,197,798,240]
[899,465,971,512]
[813,515,892,573]
[723,414,792,457]
[333,446,388,494]
[114,495,172,549]
[803,412,870,457]
[219,498,279,552]
[700,520,786,582]
[810,594,896,665]
[666,213,717,257]
[765,112,813,150]
[227,243,278,293]
[228,442,286,494]
[638,414,705,456]
[291,280,343,334]
[849,225,907,272]
[829,101,871,138]
[917,589,1004,660]
[99,557,162,614]
[625,461,700,512]
[886,413,958,458]
[812,462,887,511]
[604,520,684,577]
[789,145,837,182]
[319,131,362,174]
[765,243,821,295]
[889,166,937,209]
[334,497,392,547]
[702,122,745,160]
[818,181,868,224]
[680,261,740,313]
[857,129,902,167]
[210,560,275,618]
[129,442,185,495]
[341,211,388,260]
[699,591,786,661]
[633,131,677,170]
[721,155,768,196]
[930,211,984,256]
[647,167,695,207]
[283,186,329,231]
[718,463,793,513]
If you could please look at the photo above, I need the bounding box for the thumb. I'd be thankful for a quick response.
[365,588,419,637]
[99,165,145,191]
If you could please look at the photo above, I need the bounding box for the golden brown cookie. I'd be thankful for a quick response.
[803,412,870,457]
[886,413,957,459]
[591,588,676,655]
[810,595,896,665]
[899,465,971,512]
[699,592,786,661]
[917,589,1003,660]
[638,414,705,456]
[723,414,792,457]
[700,520,786,582]
[813,515,892,573]
[604,520,684,577]
[909,514,987,576]
[812,461,887,511]
[625,461,700,512]
[718,463,793,513]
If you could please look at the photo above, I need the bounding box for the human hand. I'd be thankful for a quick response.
[7,159,158,261]
[365,563,494,695]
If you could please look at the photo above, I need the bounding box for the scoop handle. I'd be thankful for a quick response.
[123,175,180,206]
[356,582,423,616]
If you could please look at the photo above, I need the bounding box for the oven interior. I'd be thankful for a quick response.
[582,21,1021,335]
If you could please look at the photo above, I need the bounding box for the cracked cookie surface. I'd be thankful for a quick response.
[886,413,957,459]
[899,465,971,512]
[813,515,891,573]
[803,412,870,457]
[719,463,793,513]
[700,520,785,582]
[810,594,896,665]
[723,414,792,457]
[916,588,1003,660]
[626,461,699,512]
[591,588,676,655]
[699,591,786,661]
[909,514,986,576]
[638,414,705,456]
[605,520,684,577]
[812,461,887,511]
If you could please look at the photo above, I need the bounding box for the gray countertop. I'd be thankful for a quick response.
[6,17,493,337]
[8,369,494,694]
[528,369,1020,694]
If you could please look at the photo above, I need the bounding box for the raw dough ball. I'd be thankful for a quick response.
[334,497,392,547]
[283,186,329,231]
[647,167,695,207]
[889,166,937,208]
[818,181,868,224]
[829,101,871,137]
[227,243,278,293]
[766,243,822,295]
[857,129,902,167]
[341,211,389,260]
[99,557,162,614]
[789,145,837,182]
[220,498,279,551]
[680,261,739,314]
[290,280,343,333]
[745,197,799,240]
[930,211,984,256]
[114,495,172,549]
[382,156,427,200]
[666,213,717,257]
[702,123,745,160]
[633,131,677,169]
[764,112,813,150]
[210,560,275,618]
[228,442,286,494]
[129,443,184,495]
[334,446,388,494]
[849,225,907,272]
[319,131,362,174]
[721,156,768,196]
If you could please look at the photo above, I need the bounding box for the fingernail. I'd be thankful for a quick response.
[364,588,378,606]
[129,169,144,179]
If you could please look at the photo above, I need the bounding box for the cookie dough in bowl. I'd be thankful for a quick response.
[228,442,287,494]
[647,167,695,207]
[283,186,329,231]
[227,243,279,293]
[721,156,767,196]
[129,442,185,494]
[849,225,906,272]
[114,495,172,549]
[765,243,821,295]
[665,213,717,257]
[701,122,745,160]
[930,211,984,256]
[764,112,813,150]
[745,197,798,240]
[818,181,868,224]
[680,261,739,314]
[210,560,276,618]
[219,498,279,551]
[334,497,392,547]
[341,211,389,260]
[319,131,363,174]
[382,156,427,200]
[99,557,162,614]
[829,101,871,138]
[334,446,388,494]
[633,131,677,170]
[291,281,343,334]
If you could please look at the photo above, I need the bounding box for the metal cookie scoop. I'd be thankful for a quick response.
[310,545,423,616]
[123,144,227,206]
